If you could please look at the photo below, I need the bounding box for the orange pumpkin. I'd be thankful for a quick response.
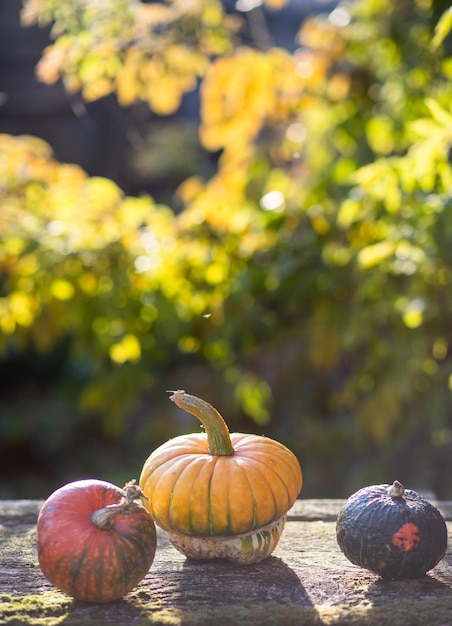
[139,390,302,564]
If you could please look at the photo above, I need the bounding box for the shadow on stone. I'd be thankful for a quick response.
[166,555,324,624]
[359,574,452,626]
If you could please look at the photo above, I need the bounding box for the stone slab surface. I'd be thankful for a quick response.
[1,499,452,625]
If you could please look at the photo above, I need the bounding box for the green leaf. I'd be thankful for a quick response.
[431,7,452,50]
[235,374,271,426]
[424,98,452,128]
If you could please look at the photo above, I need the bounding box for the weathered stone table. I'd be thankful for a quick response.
[1,499,451,625]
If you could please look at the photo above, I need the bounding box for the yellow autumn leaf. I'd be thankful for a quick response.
[78,272,98,295]
[109,334,142,363]
[84,177,122,213]
[298,15,345,56]
[178,335,201,353]
[264,0,288,8]
[16,253,39,276]
[0,305,16,335]
[36,45,65,84]
[200,49,275,151]
[327,72,351,102]
[366,116,395,155]
[116,70,142,106]
[176,176,204,204]
[139,4,173,27]
[82,77,114,101]
[20,0,48,26]
[336,198,362,228]
[145,77,183,115]
[165,44,207,78]
[117,48,145,106]
[50,279,75,301]
[8,292,38,326]
[357,241,396,269]
[78,53,107,84]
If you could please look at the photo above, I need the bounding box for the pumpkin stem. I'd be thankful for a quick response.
[387,480,405,499]
[91,480,147,530]
[170,390,234,456]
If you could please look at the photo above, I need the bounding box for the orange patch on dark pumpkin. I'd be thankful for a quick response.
[392,523,420,551]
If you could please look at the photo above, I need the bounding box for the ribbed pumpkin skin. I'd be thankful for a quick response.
[37,479,157,602]
[336,484,448,580]
[139,432,302,536]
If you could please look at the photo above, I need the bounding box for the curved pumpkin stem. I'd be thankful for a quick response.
[170,390,234,456]
[91,480,146,529]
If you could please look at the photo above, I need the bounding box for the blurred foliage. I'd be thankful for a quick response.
[2,0,452,498]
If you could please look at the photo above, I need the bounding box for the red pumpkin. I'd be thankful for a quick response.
[37,479,156,602]
[336,480,448,580]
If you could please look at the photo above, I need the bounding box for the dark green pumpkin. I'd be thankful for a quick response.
[336,480,448,580]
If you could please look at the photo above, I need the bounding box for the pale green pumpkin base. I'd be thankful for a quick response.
[2,501,452,625]
[167,515,286,564]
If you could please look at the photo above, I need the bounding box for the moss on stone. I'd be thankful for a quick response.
[0,591,183,626]
[160,601,322,626]
[0,591,73,625]
[3,590,452,626]
[315,595,452,625]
